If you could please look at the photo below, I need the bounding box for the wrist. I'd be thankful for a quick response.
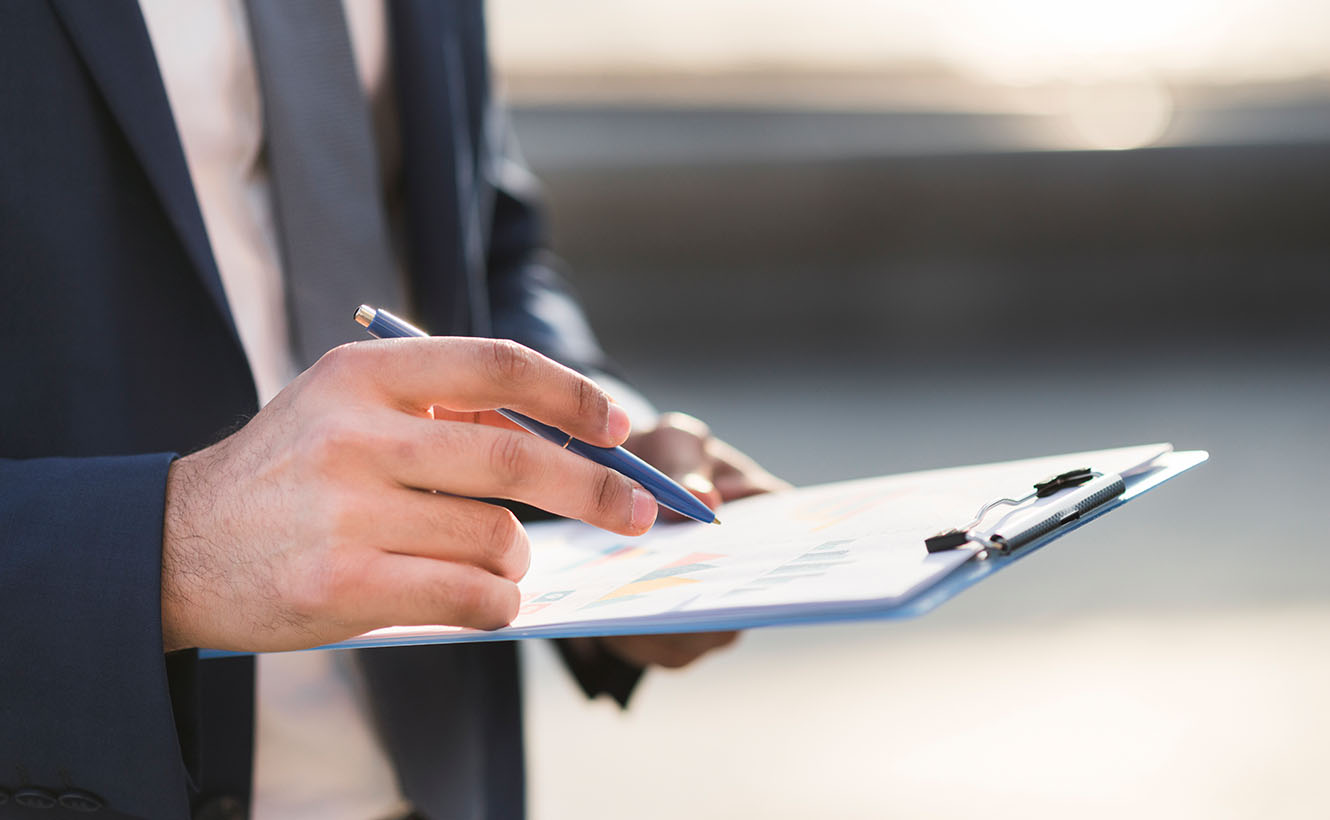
[160,451,212,652]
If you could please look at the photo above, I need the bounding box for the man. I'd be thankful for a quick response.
[0,2,782,818]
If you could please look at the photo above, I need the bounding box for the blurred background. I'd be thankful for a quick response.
[485,1,1330,817]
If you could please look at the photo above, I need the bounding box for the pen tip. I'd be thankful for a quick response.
[354,305,375,327]
[711,518,722,526]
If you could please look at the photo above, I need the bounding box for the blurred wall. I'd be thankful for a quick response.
[490,0,1330,362]
[518,122,1330,359]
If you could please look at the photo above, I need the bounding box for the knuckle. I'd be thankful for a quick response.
[486,339,534,386]
[293,498,371,618]
[304,416,367,467]
[312,342,363,383]
[573,376,606,423]
[322,488,366,542]
[288,547,354,621]
[491,580,521,626]
[450,572,519,629]
[487,433,531,488]
[591,469,624,517]
[456,579,487,621]
[481,507,529,580]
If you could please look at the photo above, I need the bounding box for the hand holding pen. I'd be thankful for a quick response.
[161,326,663,653]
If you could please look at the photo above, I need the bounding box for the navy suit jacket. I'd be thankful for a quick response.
[0,2,639,818]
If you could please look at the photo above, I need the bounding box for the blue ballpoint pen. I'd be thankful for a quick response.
[354,305,720,525]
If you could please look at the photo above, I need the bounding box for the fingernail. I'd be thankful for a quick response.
[630,487,658,531]
[607,403,631,441]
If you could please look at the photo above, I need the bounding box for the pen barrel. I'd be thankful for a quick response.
[564,438,715,523]
[498,409,716,524]
[364,308,423,340]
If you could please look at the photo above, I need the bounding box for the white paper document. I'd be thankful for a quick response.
[295,442,1205,652]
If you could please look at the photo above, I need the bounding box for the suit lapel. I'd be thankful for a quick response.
[51,0,240,342]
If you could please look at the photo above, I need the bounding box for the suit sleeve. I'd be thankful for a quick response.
[0,455,198,819]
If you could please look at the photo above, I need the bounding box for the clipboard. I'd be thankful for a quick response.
[201,443,1206,657]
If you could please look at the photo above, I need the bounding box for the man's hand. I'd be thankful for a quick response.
[593,412,791,670]
[624,411,790,512]
[161,338,657,653]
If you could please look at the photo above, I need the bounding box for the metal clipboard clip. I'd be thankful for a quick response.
[925,467,1127,558]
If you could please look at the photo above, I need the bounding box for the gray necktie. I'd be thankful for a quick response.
[245,0,407,369]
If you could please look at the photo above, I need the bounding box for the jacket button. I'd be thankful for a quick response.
[59,791,104,812]
[14,788,58,809]
[193,794,246,820]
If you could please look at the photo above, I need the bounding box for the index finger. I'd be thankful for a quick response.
[344,337,631,447]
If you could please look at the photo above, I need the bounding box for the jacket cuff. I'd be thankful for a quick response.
[0,454,195,818]
[553,637,646,709]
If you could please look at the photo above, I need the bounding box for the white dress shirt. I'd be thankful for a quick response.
[138,2,409,818]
